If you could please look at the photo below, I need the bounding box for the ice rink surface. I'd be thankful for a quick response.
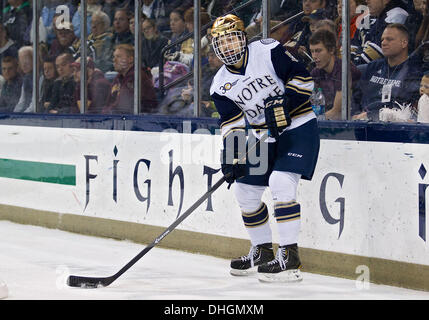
[1,220,429,302]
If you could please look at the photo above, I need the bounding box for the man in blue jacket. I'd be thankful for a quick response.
[352,23,423,120]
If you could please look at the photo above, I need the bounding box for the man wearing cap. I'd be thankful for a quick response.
[48,20,79,59]
[71,57,111,114]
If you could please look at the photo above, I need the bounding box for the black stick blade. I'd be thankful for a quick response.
[67,275,115,288]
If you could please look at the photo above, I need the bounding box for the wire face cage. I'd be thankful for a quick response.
[212,31,247,65]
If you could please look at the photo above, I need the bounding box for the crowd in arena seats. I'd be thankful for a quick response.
[0,0,427,122]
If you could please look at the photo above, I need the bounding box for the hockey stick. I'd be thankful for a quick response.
[67,131,269,288]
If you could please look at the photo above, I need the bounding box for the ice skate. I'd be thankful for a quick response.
[230,243,274,276]
[257,244,303,283]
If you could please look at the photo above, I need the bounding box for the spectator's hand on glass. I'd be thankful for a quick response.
[181,82,193,102]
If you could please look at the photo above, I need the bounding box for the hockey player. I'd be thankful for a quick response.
[210,14,320,282]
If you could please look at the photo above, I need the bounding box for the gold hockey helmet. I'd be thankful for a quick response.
[211,14,245,37]
[211,14,246,66]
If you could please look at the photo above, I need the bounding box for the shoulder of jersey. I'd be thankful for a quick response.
[249,38,280,51]
[210,65,227,95]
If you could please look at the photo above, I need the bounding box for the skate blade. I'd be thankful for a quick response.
[230,266,257,276]
[258,269,303,283]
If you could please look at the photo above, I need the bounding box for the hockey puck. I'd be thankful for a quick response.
[0,279,8,299]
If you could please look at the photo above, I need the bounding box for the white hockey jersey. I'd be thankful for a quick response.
[210,39,315,143]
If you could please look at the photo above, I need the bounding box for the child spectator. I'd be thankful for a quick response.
[417,72,429,122]
[40,56,58,112]
[47,53,78,114]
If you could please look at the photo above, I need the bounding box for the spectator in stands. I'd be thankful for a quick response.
[71,57,111,114]
[309,29,361,120]
[180,48,223,117]
[0,56,22,112]
[272,0,302,21]
[352,24,423,121]
[85,10,114,73]
[165,7,211,66]
[411,0,429,71]
[142,0,170,33]
[314,19,337,36]
[164,0,193,19]
[46,53,78,114]
[245,18,289,42]
[39,56,58,113]
[415,0,428,47]
[141,18,169,69]
[103,43,158,114]
[0,22,18,71]
[13,45,33,112]
[165,8,187,55]
[335,0,366,42]
[417,72,429,122]
[296,9,329,68]
[97,7,133,72]
[2,0,32,47]
[101,0,121,22]
[282,0,327,63]
[48,20,79,59]
[72,0,102,38]
[351,0,412,66]
[41,0,77,46]
[303,9,330,34]
[110,8,133,46]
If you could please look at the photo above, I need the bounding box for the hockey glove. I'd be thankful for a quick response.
[264,95,291,139]
[220,149,246,189]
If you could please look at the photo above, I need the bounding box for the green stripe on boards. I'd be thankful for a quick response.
[0,158,76,185]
